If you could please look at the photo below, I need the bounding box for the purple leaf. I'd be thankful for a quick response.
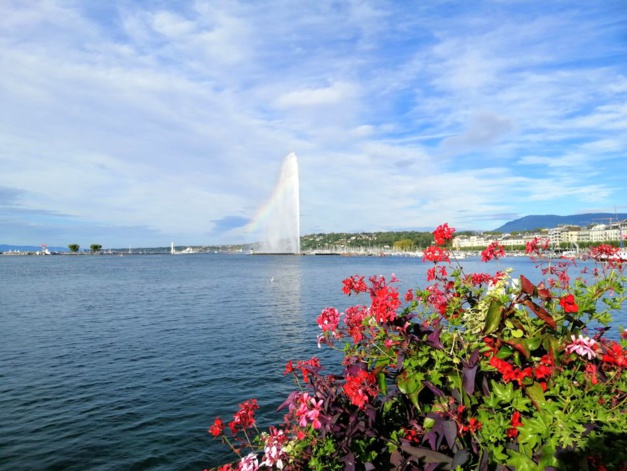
[423,380,445,397]
[426,325,444,350]
[401,444,454,465]
[442,420,457,449]
[277,390,299,411]
[452,449,470,468]
[340,452,355,471]
[462,364,478,395]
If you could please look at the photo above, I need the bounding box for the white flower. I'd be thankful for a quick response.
[239,453,259,471]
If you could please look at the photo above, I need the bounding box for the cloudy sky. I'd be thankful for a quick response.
[1,1,626,248]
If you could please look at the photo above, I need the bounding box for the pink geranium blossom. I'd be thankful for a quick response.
[565,335,597,360]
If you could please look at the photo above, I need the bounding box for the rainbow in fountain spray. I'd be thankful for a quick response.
[247,152,300,254]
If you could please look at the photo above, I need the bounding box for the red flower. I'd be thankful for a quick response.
[370,286,401,323]
[559,294,578,313]
[228,399,259,435]
[461,417,482,434]
[344,305,369,344]
[427,266,448,282]
[423,245,451,263]
[507,411,523,438]
[343,369,377,409]
[585,363,599,385]
[525,237,551,255]
[481,242,506,262]
[489,356,532,385]
[296,357,321,383]
[317,307,341,333]
[433,223,456,246]
[208,417,225,437]
[588,244,619,261]
[342,275,368,295]
[533,364,553,380]
[601,342,627,368]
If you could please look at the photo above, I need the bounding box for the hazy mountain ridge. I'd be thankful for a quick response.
[493,213,627,233]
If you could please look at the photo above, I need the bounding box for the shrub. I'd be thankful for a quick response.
[208,225,627,471]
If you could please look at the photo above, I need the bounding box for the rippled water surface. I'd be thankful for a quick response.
[1,254,625,470]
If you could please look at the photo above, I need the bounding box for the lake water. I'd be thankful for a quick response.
[1,254,625,470]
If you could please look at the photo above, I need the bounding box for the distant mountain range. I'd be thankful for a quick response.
[493,213,627,233]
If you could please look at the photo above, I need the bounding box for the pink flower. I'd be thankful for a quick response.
[565,335,597,360]
[306,397,324,429]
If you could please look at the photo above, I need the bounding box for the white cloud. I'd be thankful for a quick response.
[276,82,357,108]
[0,0,626,245]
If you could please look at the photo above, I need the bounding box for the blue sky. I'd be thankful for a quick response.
[1,1,626,248]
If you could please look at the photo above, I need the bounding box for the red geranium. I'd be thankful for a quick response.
[507,411,523,438]
[433,223,455,246]
[559,293,578,313]
[481,242,506,262]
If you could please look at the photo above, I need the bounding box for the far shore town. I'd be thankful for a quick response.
[2,220,626,258]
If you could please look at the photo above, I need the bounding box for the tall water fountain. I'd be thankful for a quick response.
[258,152,300,254]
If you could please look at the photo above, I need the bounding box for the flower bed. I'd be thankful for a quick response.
[208,224,627,470]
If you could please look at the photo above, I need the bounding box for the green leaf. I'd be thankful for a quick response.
[525,382,547,409]
[496,344,514,359]
[484,299,503,335]
[377,371,388,395]
[506,449,541,471]
[397,372,422,395]
[526,335,543,351]
[491,380,514,403]
[492,445,508,461]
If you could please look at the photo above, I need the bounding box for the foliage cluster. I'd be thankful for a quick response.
[300,231,435,251]
[208,224,627,471]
